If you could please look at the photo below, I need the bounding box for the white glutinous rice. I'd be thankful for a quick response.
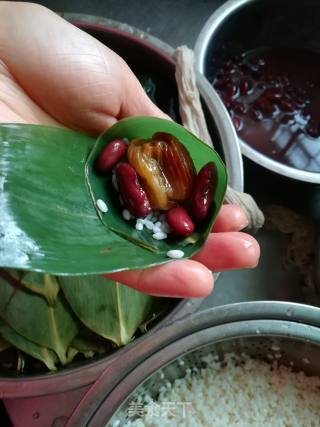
[152,232,167,240]
[122,209,132,221]
[145,220,154,231]
[166,249,184,259]
[96,199,108,213]
[132,212,172,237]
[135,220,144,231]
[152,226,162,234]
[122,353,320,427]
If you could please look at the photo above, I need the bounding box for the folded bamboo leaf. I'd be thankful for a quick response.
[0,319,58,370]
[66,334,107,363]
[0,270,78,364]
[65,347,79,365]
[86,117,227,254]
[0,121,227,275]
[71,334,107,355]
[59,275,154,346]
[0,335,9,352]
[18,271,60,306]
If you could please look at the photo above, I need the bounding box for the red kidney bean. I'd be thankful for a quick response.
[265,88,283,103]
[214,75,231,89]
[192,162,216,221]
[221,96,233,110]
[239,78,252,96]
[225,83,238,98]
[279,98,295,112]
[166,207,195,237]
[256,97,276,117]
[95,139,127,174]
[115,163,151,218]
[223,61,233,71]
[233,101,246,115]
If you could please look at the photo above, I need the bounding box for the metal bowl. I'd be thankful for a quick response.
[195,0,320,184]
[0,15,243,419]
[66,301,320,426]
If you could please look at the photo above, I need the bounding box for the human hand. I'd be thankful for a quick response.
[0,2,260,298]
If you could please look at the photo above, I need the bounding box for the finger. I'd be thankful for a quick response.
[105,259,214,298]
[212,205,249,233]
[193,232,260,271]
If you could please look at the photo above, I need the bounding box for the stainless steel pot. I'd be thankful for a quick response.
[66,301,320,426]
[1,16,244,427]
[195,0,320,184]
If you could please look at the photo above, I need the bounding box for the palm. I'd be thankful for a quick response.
[0,2,259,298]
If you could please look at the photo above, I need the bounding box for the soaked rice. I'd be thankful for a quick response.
[121,353,320,427]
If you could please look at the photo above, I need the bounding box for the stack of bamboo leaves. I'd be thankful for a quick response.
[0,270,160,371]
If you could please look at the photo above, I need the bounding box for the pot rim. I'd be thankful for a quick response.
[66,300,320,426]
[194,0,320,184]
[0,14,243,397]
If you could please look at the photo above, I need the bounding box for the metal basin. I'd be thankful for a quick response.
[66,301,320,426]
[195,0,320,184]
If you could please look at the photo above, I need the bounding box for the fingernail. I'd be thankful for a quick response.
[239,216,249,230]
[243,237,260,268]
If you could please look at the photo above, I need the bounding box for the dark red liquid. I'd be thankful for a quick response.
[213,48,320,173]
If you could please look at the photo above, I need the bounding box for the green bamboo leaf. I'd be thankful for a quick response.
[138,299,171,334]
[19,271,60,306]
[0,335,9,352]
[71,334,107,355]
[59,275,154,346]
[66,333,107,363]
[0,319,58,370]
[0,270,78,364]
[86,116,227,255]
[0,120,226,274]
[66,347,79,364]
